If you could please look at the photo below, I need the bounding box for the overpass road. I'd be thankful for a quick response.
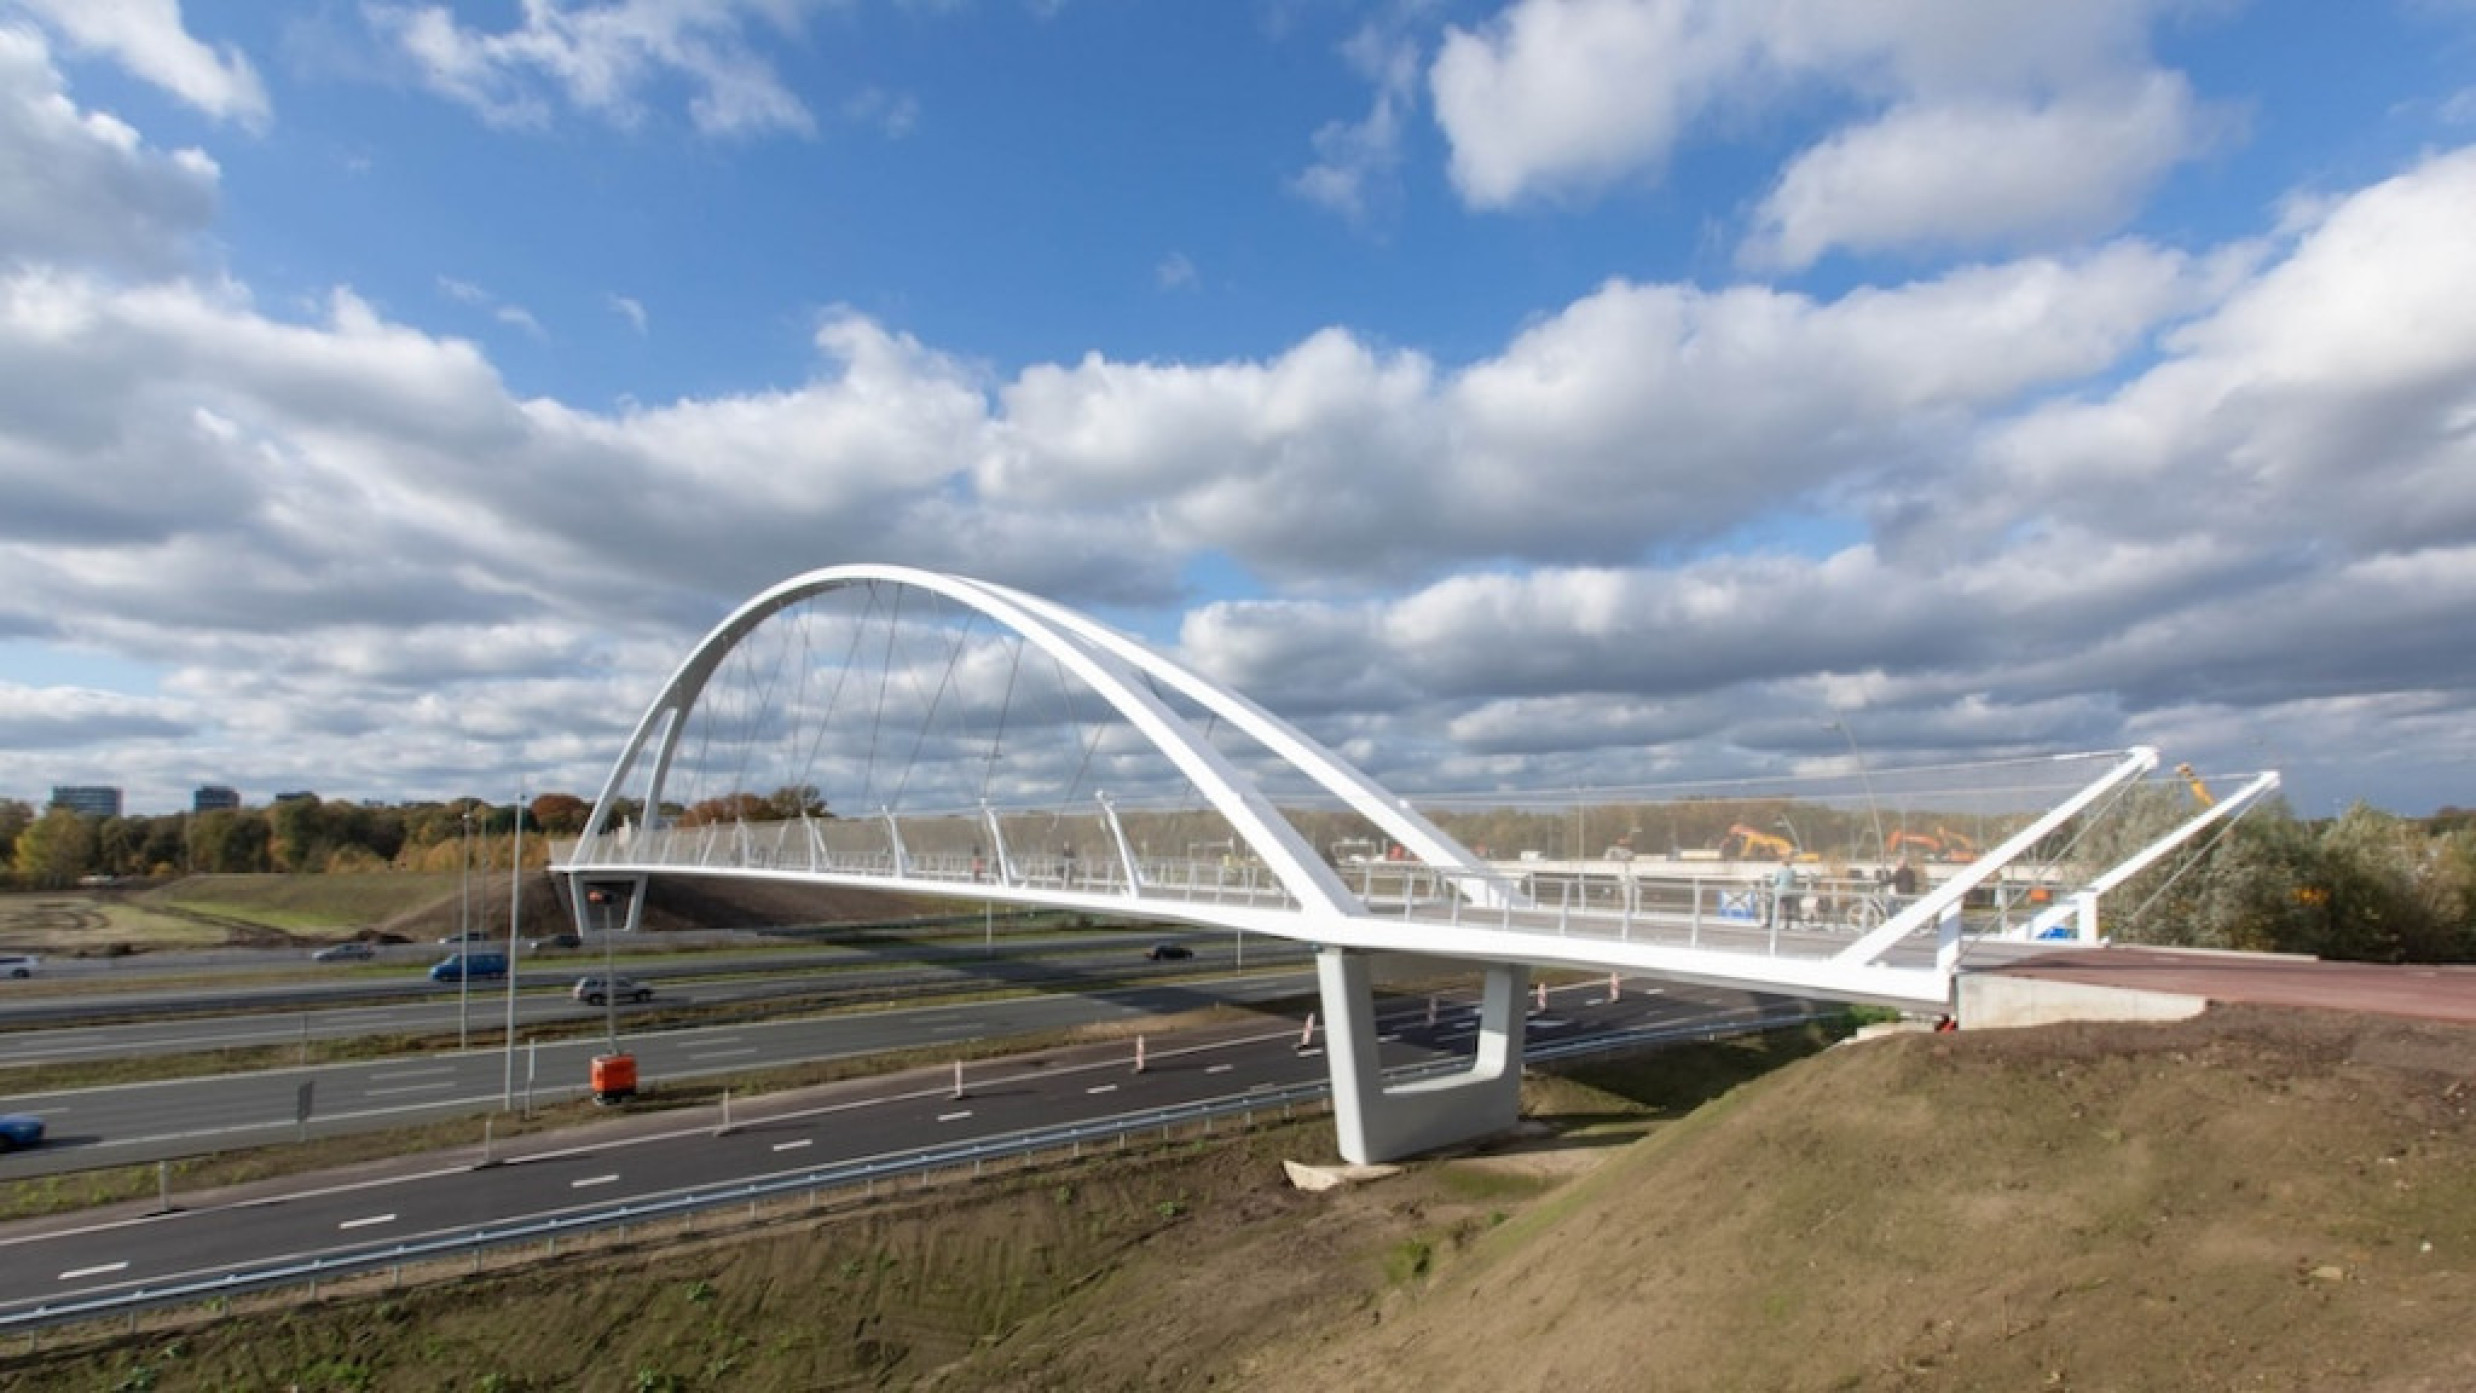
[0,980,1814,1318]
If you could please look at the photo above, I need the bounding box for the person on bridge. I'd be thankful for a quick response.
[1770,861,1802,928]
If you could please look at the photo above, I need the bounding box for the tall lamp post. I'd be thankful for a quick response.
[1829,720,1888,865]
[456,807,472,1050]
[502,786,524,1110]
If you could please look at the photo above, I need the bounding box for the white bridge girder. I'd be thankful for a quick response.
[555,565,2174,1162]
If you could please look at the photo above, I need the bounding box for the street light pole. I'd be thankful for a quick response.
[1830,720,1888,865]
[502,784,523,1110]
[457,807,472,1050]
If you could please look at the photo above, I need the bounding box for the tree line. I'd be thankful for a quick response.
[0,792,594,886]
[4,789,2473,964]
[0,783,833,889]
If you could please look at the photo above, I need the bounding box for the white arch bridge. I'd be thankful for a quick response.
[553,565,2273,1163]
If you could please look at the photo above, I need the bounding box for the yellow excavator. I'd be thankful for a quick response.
[2176,763,2217,808]
[1719,823,1800,861]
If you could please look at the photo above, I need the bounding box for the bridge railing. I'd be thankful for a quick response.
[556,824,1313,913]
[555,823,2045,972]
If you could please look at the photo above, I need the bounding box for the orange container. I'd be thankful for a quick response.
[591,1052,638,1103]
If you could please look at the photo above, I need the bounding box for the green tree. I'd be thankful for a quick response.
[187,808,271,873]
[137,814,187,875]
[766,784,831,819]
[0,797,32,874]
[13,807,97,888]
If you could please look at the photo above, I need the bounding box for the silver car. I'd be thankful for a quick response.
[572,975,654,1005]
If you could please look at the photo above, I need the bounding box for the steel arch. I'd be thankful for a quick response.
[575,564,1511,920]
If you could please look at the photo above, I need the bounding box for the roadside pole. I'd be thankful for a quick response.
[502,783,524,1111]
[457,808,472,1051]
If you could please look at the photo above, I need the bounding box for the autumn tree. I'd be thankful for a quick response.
[529,792,592,837]
[12,807,97,888]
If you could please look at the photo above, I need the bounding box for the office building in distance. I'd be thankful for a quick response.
[50,785,123,819]
[193,785,242,813]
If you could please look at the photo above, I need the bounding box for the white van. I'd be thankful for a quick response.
[0,954,38,980]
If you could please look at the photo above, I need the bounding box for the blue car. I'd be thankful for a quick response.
[429,952,509,982]
[0,1113,43,1152]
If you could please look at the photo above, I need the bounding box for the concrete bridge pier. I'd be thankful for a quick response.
[1317,948,1529,1164]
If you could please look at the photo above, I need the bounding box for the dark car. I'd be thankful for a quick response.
[313,941,376,962]
[528,933,584,952]
[1144,942,1194,961]
[437,930,493,946]
[0,1112,44,1152]
[573,975,653,1005]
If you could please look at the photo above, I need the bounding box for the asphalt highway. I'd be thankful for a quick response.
[0,969,1321,1175]
[0,935,1313,1066]
[0,979,1812,1318]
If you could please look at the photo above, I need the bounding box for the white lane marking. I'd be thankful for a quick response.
[696,1035,743,1046]
[571,1173,621,1190]
[1204,1063,1234,1075]
[1377,1033,1400,1043]
[369,1066,457,1081]
[936,1110,972,1122]
[1086,1084,1118,1095]
[339,1213,396,1231]
[688,1047,757,1061]
[771,1139,812,1153]
[364,1082,457,1097]
[59,1261,128,1281]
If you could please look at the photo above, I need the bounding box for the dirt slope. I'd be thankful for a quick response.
[1264,1005,2476,1393]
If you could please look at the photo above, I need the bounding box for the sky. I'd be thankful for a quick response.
[1,0,2474,821]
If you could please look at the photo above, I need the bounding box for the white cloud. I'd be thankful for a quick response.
[1743,72,2215,270]
[3,0,269,127]
[366,0,818,137]
[0,26,219,276]
[1430,0,2225,263]
[1154,253,1196,291]
[607,292,648,334]
[0,680,191,750]
[991,243,2196,585]
[1294,24,1421,224]
[842,86,919,139]
[1430,0,1703,207]
[436,275,546,339]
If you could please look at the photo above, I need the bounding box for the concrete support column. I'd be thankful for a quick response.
[1318,948,1530,1164]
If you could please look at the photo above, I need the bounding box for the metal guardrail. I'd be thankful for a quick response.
[0,1011,1818,1337]
[0,1083,1330,1338]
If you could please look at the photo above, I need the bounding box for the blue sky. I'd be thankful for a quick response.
[3,0,2476,819]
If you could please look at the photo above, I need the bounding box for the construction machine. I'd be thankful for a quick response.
[1719,822,1799,861]
[2175,763,2217,808]
[1883,829,1943,860]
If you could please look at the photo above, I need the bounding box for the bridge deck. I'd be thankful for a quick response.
[1988,948,2476,1025]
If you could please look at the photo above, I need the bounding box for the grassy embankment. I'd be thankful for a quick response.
[0,1024,1830,1392]
[8,1007,2474,1391]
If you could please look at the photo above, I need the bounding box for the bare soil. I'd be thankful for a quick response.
[8,1007,2474,1391]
